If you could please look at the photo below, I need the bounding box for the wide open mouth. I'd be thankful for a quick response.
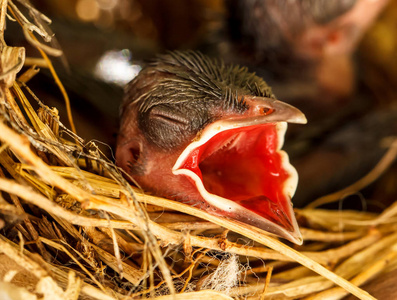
[173,120,302,244]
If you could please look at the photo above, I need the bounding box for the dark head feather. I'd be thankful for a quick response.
[123,50,275,114]
[120,51,276,150]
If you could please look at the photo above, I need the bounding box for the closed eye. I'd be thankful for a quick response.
[149,106,190,127]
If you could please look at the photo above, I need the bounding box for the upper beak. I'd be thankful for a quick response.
[243,96,307,124]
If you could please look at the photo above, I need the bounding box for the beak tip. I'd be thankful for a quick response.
[271,99,307,124]
[279,216,303,245]
[289,106,307,124]
[288,230,303,245]
[296,114,308,124]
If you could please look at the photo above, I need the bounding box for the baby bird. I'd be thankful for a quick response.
[116,51,306,244]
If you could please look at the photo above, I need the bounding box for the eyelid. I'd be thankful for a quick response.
[149,106,190,126]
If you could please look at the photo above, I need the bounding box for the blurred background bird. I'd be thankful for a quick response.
[5,0,397,210]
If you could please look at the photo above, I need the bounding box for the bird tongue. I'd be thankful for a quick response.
[173,122,301,243]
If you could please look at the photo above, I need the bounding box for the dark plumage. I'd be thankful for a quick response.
[127,51,274,111]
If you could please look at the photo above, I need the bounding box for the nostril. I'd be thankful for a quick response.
[261,107,274,115]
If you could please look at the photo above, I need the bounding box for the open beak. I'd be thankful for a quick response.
[173,97,306,244]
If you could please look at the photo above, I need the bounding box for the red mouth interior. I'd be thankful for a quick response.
[180,124,294,230]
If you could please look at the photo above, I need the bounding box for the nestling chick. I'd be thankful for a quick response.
[116,51,306,244]
[225,0,389,107]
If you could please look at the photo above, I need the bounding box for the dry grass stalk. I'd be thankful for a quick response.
[307,139,397,209]
[1,1,397,300]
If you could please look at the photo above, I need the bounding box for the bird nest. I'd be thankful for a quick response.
[1,2,397,300]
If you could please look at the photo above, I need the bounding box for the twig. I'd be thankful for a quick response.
[260,266,273,300]
[105,213,124,278]
[8,4,76,134]
[39,237,108,293]
[23,57,48,68]
[307,138,397,209]
[0,0,8,47]
[0,176,139,229]
[305,243,397,300]
[151,291,234,300]
[0,235,49,278]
